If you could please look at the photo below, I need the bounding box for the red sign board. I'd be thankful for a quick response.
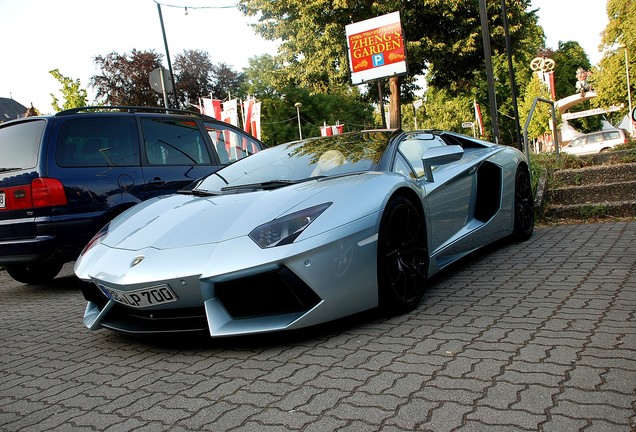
[346,12,408,85]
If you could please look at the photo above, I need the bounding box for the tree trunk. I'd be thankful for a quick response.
[389,76,401,129]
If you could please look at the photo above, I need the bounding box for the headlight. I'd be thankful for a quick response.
[249,202,332,248]
[80,223,109,256]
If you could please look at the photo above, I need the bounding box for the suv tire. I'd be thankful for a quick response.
[5,262,64,285]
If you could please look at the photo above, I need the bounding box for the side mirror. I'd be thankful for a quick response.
[632,107,636,122]
[421,145,464,182]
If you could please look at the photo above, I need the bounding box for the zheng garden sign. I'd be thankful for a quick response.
[345,11,408,85]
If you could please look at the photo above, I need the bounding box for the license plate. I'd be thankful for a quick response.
[99,283,178,308]
[0,192,5,208]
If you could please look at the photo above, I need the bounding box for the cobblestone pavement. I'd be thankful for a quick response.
[1,222,635,431]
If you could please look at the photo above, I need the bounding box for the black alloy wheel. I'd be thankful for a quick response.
[377,196,428,313]
[513,166,534,241]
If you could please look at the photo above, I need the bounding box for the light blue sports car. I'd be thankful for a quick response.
[75,130,534,337]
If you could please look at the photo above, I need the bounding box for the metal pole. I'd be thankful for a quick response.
[501,0,522,148]
[157,3,179,108]
[295,102,303,140]
[624,47,634,136]
[478,0,500,143]
[523,97,560,168]
[159,68,169,109]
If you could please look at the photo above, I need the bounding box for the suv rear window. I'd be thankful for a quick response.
[0,119,45,171]
[56,117,140,167]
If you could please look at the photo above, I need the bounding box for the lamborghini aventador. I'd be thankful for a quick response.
[75,129,534,337]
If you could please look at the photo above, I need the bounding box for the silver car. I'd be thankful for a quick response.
[561,129,629,155]
[75,130,534,337]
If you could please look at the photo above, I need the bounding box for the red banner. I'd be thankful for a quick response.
[474,100,484,137]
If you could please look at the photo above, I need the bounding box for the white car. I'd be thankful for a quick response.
[561,129,629,156]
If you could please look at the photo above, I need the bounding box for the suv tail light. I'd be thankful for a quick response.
[0,178,67,211]
[31,178,67,207]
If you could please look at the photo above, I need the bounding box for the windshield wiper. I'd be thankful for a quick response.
[221,178,317,192]
[0,168,22,173]
[177,189,219,197]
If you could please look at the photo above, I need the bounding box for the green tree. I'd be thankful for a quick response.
[238,0,540,130]
[242,55,375,145]
[550,41,599,132]
[552,41,591,100]
[601,0,636,48]
[593,0,635,126]
[405,88,474,134]
[519,74,554,140]
[593,51,629,126]
[240,54,288,99]
[49,69,88,112]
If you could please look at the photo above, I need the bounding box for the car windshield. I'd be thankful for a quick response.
[194,131,393,192]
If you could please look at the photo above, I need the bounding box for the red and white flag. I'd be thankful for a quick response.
[474,100,484,137]
[199,98,222,120]
[321,121,344,136]
[222,99,238,127]
[320,122,332,137]
[251,102,262,140]
[242,98,255,135]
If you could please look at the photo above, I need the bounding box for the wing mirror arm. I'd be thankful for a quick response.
[421,145,464,182]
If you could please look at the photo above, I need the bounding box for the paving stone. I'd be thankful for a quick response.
[466,405,545,429]
[1,223,634,431]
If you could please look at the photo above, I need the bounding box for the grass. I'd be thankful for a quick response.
[577,204,611,219]
[529,140,636,225]
[529,140,636,193]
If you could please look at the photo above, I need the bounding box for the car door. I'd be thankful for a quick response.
[46,115,147,245]
[48,115,146,214]
[139,117,263,200]
[396,133,475,254]
[584,133,603,154]
[139,117,222,200]
[565,135,590,155]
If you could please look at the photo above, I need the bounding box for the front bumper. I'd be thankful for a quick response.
[77,214,380,337]
[80,265,322,335]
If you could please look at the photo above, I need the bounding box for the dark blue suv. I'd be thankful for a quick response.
[0,106,264,284]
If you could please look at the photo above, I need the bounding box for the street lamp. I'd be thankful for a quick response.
[618,43,634,136]
[294,102,303,140]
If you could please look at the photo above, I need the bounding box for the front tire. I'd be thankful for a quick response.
[377,196,428,314]
[5,261,64,284]
[512,166,534,241]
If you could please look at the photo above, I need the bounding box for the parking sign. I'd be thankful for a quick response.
[346,12,408,85]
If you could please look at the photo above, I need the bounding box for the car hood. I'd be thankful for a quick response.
[101,178,346,251]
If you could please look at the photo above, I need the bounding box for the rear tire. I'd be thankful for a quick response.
[377,196,428,314]
[5,261,64,284]
[512,166,534,241]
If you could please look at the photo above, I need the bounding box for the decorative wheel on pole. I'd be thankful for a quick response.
[530,57,556,72]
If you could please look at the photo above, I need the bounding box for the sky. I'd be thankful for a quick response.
[0,0,609,115]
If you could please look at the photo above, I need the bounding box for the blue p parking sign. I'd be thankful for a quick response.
[372,54,385,67]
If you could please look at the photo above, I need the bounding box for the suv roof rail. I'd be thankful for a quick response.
[56,106,204,117]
